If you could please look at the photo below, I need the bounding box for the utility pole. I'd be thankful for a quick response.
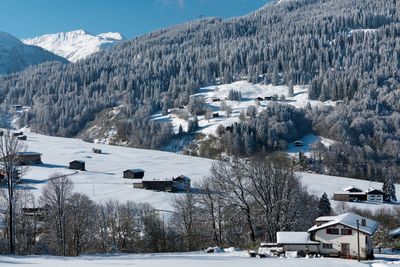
[357,219,360,262]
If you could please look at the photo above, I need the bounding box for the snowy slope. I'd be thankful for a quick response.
[0,31,67,75]
[22,29,125,62]
[153,80,337,136]
[10,131,400,212]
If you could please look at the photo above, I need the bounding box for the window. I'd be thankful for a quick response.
[326,228,339,235]
[341,229,352,235]
[322,243,333,249]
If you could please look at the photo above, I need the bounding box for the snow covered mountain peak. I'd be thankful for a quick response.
[22,29,125,62]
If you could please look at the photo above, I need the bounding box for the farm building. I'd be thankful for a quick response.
[333,186,384,203]
[142,180,173,192]
[124,169,145,179]
[13,132,23,137]
[69,160,86,171]
[294,141,304,147]
[16,152,42,165]
[212,112,220,118]
[13,105,23,112]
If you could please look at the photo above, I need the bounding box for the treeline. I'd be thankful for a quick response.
[0,156,319,255]
[1,0,400,146]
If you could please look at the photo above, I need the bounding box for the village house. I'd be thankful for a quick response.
[16,152,42,165]
[123,169,145,179]
[142,180,173,192]
[92,148,102,154]
[172,175,191,191]
[333,186,384,203]
[69,160,86,171]
[275,213,378,260]
[308,213,378,259]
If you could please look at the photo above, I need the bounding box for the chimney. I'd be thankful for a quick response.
[361,218,366,227]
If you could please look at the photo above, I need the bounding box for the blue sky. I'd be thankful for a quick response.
[0,0,269,39]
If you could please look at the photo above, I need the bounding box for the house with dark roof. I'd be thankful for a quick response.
[16,152,42,165]
[333,186,384,203]
[123,169,145,179]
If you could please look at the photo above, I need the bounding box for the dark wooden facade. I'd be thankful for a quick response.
[16,152,42,165]
[124,169,145,179]
[142,180,173,192]
[69,160,86,171]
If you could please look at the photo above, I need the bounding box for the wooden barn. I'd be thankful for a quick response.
[13,132,23,137]
[294,141,304,147]
[69,160,86,171]
[16,152,42,165]
[17,135,27,141]
[212,112,220,118]
[142,180,173,192]
[123,169,145,179]
[92,148,102,154]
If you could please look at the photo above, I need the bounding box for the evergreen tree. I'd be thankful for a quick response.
[318,192,331,216]
[382,176,397,202]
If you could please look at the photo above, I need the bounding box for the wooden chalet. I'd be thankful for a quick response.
[172,175,191,191]
[13,105,23,112]
[123,169,145,179]
[69,160,86,171]
[142,180,173,192]
[333,186,384,203]
[13,132,23,137]
[16,152,42,165]
[255,96,264,101]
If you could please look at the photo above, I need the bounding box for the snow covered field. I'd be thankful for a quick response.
[0,252,373,267]
[4,131,398,212]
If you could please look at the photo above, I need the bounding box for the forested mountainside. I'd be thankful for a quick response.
[0,0,399,180]
[0,31,67,75]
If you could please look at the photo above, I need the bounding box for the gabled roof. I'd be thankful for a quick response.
[70,160,85,164]
[308,213,379,235]
[16,152,42,156]
[366,188,384,195]
[277,232,319,245]
[342,186,363,192]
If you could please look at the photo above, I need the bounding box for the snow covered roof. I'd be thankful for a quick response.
[276,232,319,245]
[309,213,379,235]
[16,152,42,156]
[366,188,384,195]
[342,186,363,192]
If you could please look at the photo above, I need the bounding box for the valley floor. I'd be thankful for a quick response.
[0,251,389,267]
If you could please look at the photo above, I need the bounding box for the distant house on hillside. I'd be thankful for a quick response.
[294,141,304,147]
[16,152,42,165]
[17,135,27,141]
[124,169,145,179]
[69,160,85,171]
[333,186,384,203]
[13,132,23,137]
[92,148,102,154]
[13,105,23,112]
[172,175,191,191]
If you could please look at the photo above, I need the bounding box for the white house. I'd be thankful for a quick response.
[365,188,384,203]
[308,213,379,259]
[172,175,191,191]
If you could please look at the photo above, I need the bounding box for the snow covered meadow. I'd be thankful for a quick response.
[7,130,400,212]
[0,251,375,267]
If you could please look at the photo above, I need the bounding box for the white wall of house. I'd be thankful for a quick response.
[172,179,190,191]
[313,224,372,259]
[367,194,383,202]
